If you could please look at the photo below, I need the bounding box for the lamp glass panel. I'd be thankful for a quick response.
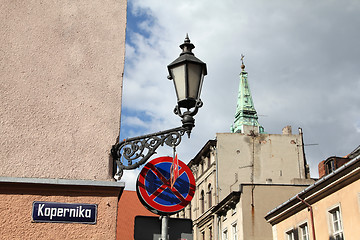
[187,63,203,100]
[170,64,186,101]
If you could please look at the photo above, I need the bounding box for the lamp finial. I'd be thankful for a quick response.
[180,34,195,55]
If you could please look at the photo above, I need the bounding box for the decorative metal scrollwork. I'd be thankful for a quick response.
[111,126,186,180]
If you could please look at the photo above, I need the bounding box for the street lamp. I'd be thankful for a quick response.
[111,34,207,180]
[168,34,207,137]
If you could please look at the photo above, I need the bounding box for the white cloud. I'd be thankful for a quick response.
[356,121,360,133]
[121,0,360,185]
[122,115,148,127]
[121,168,140,191]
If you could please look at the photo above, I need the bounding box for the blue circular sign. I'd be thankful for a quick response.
[136,156,195,215]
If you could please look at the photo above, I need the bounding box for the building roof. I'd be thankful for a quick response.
[265,154,360,224]
[117,190,157,240]
[348,144,360,158]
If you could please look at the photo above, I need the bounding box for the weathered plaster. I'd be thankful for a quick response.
[0,0,127,180]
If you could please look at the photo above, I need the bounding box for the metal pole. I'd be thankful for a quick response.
[160,215,169,240]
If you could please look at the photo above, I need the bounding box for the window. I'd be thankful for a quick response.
[329,207,344,240]
[208,183,212,208]
[299,223,309,240]
[209,226,212,240]
[232,222,238,240]
[200,190,205,214]
[223,229,228,240]
[201,231,205,240]
[286,230,295,240]
[326,160,335,174]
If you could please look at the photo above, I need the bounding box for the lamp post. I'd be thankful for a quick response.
[168,34,207,137]
[111,34,207,180]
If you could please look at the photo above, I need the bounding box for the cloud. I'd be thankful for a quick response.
[120,0,360,187]
[121,168,140,191]
[356,121,360,133]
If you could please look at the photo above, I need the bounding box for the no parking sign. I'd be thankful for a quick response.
[136,156,195,215]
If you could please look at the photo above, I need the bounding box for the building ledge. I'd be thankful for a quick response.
[0,176,125,197]
[0,176,125,187]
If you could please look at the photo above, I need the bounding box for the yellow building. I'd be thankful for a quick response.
[265,146,360,240]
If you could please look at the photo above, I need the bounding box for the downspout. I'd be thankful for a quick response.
[251,132,255,207]
[296,195,316,240]
[215,145,220,204]
[214,144,221,240]
[217,214,221,240]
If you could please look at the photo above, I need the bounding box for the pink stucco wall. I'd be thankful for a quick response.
[0,0,127,181]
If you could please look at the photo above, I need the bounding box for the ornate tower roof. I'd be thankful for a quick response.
[230,55,264,134]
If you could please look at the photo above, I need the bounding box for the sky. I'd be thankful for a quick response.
[120,0,360,190]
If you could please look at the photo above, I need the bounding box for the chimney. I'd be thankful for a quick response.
[318,160,326,178]
[282,126,292,135]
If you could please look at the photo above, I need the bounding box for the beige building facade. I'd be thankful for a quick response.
[177,64,314,240]
[181,129,314,240]
[1,1,127,239]
[266,147,360,240]
[216,128,310,200]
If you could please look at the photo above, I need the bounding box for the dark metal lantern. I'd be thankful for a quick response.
[111,34,207,180]
[167,34,207,136]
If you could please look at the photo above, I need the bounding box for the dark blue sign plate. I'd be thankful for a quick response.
[32,201,97,224]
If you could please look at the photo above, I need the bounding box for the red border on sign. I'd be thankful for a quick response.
[137,156,195,214]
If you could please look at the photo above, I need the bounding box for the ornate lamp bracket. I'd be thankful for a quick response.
[111,126,186,180]
[174,99,203,137]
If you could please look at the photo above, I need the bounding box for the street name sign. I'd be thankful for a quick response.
[136,156,195,215]
[32,201,97,224]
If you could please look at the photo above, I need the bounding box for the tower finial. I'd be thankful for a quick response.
[241,54,245,71]
[231,54,265,134]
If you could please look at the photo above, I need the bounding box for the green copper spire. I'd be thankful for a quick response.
[231,55,264,134]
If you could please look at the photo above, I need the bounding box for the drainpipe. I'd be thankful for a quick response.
[296,195,316,240]
[217,214,221,240]
[215,145,220,204]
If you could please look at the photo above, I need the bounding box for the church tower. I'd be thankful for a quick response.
[231,55,264,134]
[183,56,312,240]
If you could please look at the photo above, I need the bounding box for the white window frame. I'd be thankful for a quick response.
[223,228,228,240]
[299,222,309,240]
[285,229,295,240]
[201,230,205,240]
[208,224,213,240]
[328,206,344,240]
[232,222,238,240]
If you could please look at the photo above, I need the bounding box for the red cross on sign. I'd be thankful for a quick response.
[136,156,195,215]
